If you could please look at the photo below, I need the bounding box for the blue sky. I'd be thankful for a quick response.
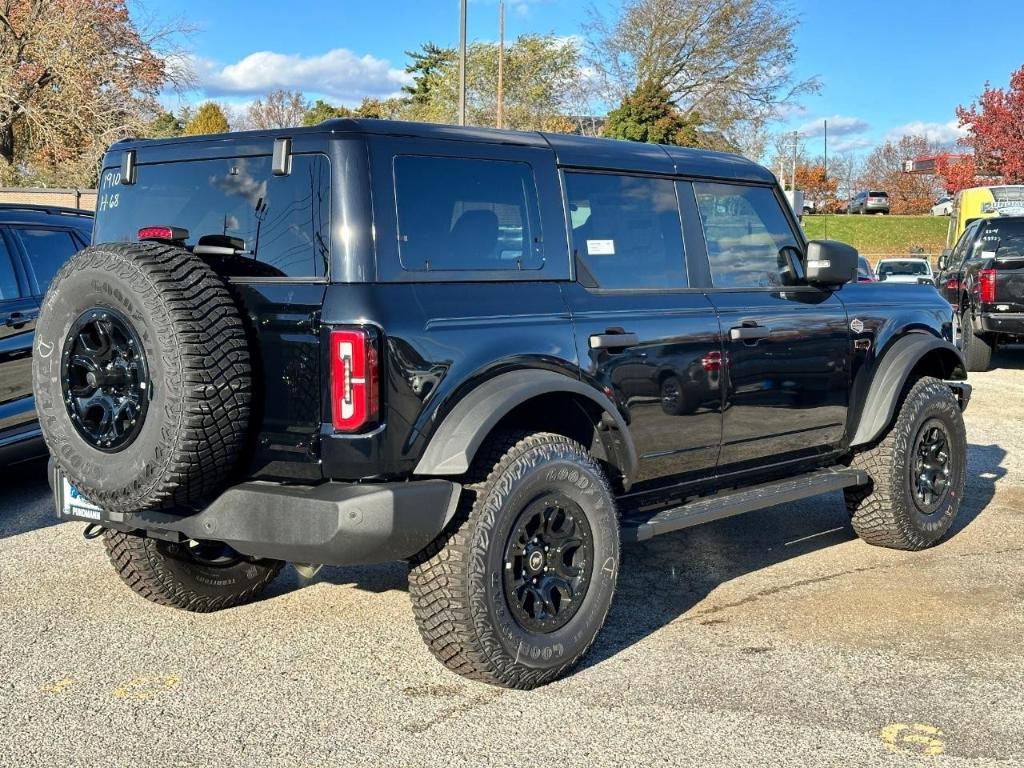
[146,0,1024,156]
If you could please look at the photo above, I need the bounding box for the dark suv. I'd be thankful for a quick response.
[0,204,91,466]
[35,121,970,688]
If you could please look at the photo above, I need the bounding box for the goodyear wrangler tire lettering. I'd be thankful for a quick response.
[32,242,253,513]
[408,431,620,689]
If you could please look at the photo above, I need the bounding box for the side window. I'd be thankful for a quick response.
[950,223,977,265]
[394,156,542,272]
[564,172,686,290]
[693,182,800,289]
[13,228,79,295]
[0,233,20,300]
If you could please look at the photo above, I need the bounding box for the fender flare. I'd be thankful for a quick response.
[850,334,965,447]
[413,369,638,485]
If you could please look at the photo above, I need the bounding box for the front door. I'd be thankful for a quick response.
[0,229,39,439]
[562,171,723,489]
[691,182,850,473]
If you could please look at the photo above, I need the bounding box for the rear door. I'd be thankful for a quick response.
[692,182,850,473]
[561,170,723,488]
[0,229,39,438]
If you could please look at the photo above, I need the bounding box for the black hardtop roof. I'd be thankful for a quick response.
[110,118,776,183]
[0,203,93,226]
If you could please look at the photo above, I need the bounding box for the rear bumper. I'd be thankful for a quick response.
[978,312,1024,336]
[57,475,462,566]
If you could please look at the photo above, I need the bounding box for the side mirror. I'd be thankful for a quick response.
[805,240,858,287]
[937,249,951,270]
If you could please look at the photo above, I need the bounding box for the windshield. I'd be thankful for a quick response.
[857,257,874,278]
[879,261,929,276]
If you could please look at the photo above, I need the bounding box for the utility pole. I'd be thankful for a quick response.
[497,0,505,129]
[791,130,798,192]
[458,0,467,126]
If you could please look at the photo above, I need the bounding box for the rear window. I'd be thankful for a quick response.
[878,260,929,276]
[94,155,330,278]
[977,220,1024,258]
[394,155,542,272]
[869,191,888,199]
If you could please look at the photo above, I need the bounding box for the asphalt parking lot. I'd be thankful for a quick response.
[2,356,1023,767]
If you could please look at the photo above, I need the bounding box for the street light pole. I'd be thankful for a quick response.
[458,0,467,126]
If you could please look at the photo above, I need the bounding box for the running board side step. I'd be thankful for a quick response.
[620,466,868,543]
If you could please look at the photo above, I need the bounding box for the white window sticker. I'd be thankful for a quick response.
[587,239,615,256]
[981,251,996,259]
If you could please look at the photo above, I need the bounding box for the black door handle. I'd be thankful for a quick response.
[4,312,29,329]
[729,324,771,341]
[589,331,640,350]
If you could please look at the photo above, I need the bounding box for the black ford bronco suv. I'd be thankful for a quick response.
[35,120,971,689]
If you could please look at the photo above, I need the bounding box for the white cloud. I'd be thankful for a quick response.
[192,49,413,103]
[830,137,874,153]
[797,114,870,138]
[885,119,966,146]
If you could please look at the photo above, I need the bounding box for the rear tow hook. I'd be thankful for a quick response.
[83,523,106,540]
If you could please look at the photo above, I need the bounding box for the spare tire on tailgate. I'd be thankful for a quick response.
[32,242,252,513]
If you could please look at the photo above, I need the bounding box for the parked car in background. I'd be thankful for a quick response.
[876,258,934,285]
[938,214,1024,371]
[0,204,92,466]
[932,196,954,216]
[850,191,890,215]
[857,255,877,282]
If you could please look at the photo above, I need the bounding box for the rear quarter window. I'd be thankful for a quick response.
[94,154,331,279]
[393,155,543,272]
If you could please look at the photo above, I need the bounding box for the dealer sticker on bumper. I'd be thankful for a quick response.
[60,477,104,522]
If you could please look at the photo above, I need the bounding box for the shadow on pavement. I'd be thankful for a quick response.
[989,346,1024,371]
[582,439,1004,670]
[0,456,56,541]
[257,440,1006,678]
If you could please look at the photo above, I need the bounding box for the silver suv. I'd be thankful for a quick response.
[850,190,890,215]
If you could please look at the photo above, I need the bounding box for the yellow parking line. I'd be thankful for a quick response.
[880,722,946,756]
[112,675,180,701]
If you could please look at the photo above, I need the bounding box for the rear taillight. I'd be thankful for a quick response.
[330,328,379,432]
[979,268,997,304]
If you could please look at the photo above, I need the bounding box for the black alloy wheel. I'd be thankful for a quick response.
[502,495,595,633]
[61,307,150,452]
[910,419,952,512]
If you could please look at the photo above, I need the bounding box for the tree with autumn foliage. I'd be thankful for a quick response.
[794,163,839,211]
[934,154,980,194]
[183,102,229,136]
[859,135,943,214]
[0,0,187,185]
[955,65,1024,184]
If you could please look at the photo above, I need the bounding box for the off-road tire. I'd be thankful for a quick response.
[103,530,282,612]
[408,431,620,689]
[33,243,252,513]
[845,377,966,550]
[962,310,993,372]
